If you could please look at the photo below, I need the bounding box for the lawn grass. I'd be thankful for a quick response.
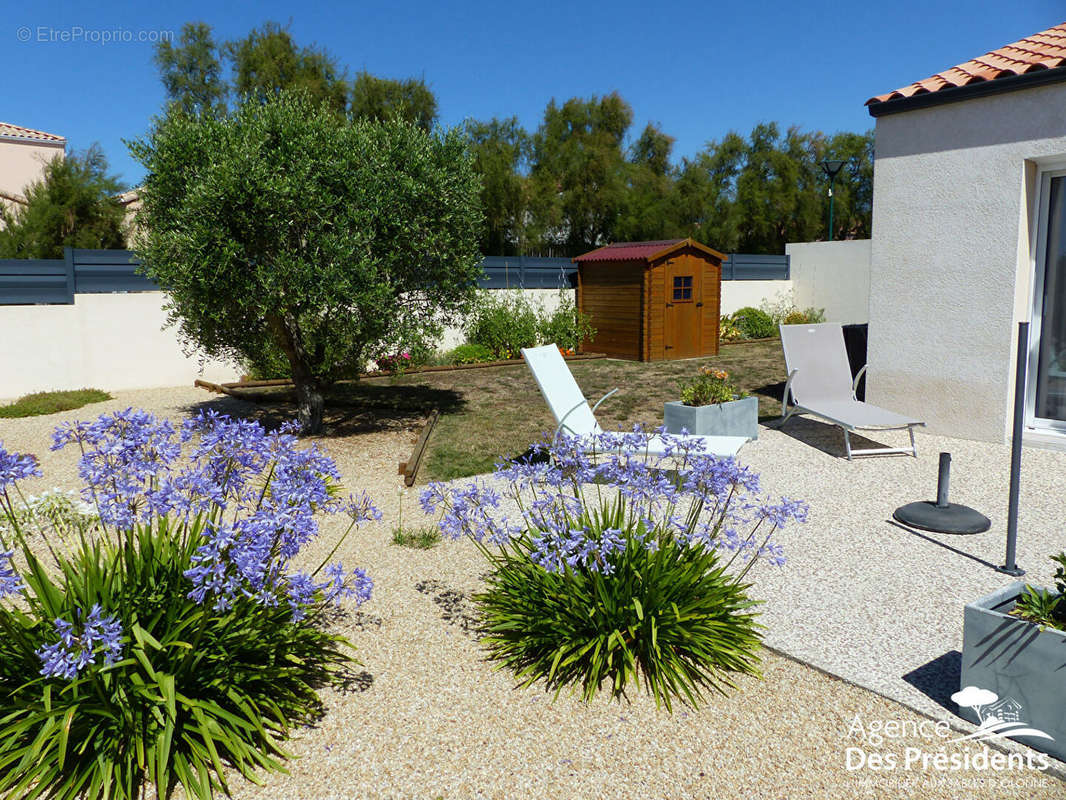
[386,340,787,483]
[209,340,787,484]
[0,389,112,419]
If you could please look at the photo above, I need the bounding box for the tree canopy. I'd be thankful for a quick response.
[468,101,874,256]
[351,71,438,131]
[129,91,482,433]
[154,20,438,127]
[153,20,874,258]
[0,145,127,259]
[153,22,227,117]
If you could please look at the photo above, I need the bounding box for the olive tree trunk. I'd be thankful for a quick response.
[267,312,325,434]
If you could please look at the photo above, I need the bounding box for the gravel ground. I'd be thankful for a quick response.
[734,417,1066,724]
[1,387,1063,799]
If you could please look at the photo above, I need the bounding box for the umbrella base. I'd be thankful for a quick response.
[893,501,991,535]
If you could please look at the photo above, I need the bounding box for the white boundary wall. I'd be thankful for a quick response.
[786,239,871,324]
[1,265,863,398]
[719,281,791,315]
[0,293,240,400]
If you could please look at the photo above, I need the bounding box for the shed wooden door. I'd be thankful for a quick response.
[664,256,703,358]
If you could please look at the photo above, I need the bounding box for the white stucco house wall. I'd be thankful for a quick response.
[865,22,1066,447]
[0,122,65,216]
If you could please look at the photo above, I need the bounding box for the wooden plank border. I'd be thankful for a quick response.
[399,409,440,487]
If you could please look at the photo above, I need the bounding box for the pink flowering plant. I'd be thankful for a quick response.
[375,351,412,373]
[420,427,806,710]
[0,409,379,800]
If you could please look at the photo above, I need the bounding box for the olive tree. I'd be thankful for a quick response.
[129,91,483,433]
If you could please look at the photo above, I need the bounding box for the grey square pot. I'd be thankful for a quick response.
[959,581,1066,762]
[663,396,758,440]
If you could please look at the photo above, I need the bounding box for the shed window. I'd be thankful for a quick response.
[672,276,693,301]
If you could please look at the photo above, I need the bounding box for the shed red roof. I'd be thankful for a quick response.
[867,22,1066,106]
[574,238,724,263]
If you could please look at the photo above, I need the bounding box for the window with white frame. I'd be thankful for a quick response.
[1029,169,1066,431]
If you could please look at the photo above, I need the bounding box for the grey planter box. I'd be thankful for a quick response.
[664,396,758,440]
[960,582,1066,762]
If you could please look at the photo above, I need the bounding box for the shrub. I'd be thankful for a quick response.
[537,292,596,353]
[0,410,380,800]
[718,315,743,343]
[1013,553,1066,631]
[678,367,746,407]
[447,343,495,365]
[375,351,413,373]
[420,428,806,709]
[730,306,777,340]
[782,307,826,325]
[0,389,111,419]
[758,292,826,327]
[464,291,542,359]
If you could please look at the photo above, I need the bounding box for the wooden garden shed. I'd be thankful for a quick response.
[574,238,723,361]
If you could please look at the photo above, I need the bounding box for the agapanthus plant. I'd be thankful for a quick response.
[421,426,806,710]
[0,409,379,800]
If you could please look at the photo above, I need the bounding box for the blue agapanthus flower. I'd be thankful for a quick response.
[424,426,806,578]
[36,604,123,680]
[0,444,41,488]
[44,409,379,623]
[0,550,24,599]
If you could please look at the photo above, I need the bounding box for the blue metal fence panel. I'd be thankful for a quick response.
[478,256,576,289]
[0,249,791,304]
[0,259,73,305]
[721,253,789,280]
[71,249,157,293]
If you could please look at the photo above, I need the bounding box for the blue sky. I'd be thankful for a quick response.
[4,1,1064,187]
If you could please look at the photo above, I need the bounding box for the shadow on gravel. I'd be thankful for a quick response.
[766,415,890,458]
[902,650,962,714]
[886,520,1000,572]
[336,669,375,694]
[415,579,480,635]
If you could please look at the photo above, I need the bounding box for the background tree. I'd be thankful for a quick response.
[226,22,349,112]
[351,71,438,130]
[464,117,530,255]
[0,145,127,259]
[529,93,632,256]
[673,132,746,251]
[153,22,227,116]
[820,130,875,240]
[614,123,678,242]
[130,91,483,433]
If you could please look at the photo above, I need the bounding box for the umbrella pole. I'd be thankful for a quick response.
[998,321,1028,577]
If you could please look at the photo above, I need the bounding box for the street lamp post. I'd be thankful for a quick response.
[820,159,846,241]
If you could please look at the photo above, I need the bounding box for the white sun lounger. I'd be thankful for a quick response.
[778,323,924,459]
[521,344,747,458]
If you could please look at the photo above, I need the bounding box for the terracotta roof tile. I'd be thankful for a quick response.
[0,122,65,143]
[867,22,1066,105]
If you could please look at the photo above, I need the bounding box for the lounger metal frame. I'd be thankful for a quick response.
[779,364,924,460]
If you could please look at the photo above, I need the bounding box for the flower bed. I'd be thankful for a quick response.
[420,428,806,709]
[0,410,379,800]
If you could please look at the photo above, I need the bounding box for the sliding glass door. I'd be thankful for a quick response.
[1030,172,1066,431]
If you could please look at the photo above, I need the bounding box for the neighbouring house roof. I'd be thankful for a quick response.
[0,122,66,144]
[866,22,1066,116]
[573,238,725,263]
